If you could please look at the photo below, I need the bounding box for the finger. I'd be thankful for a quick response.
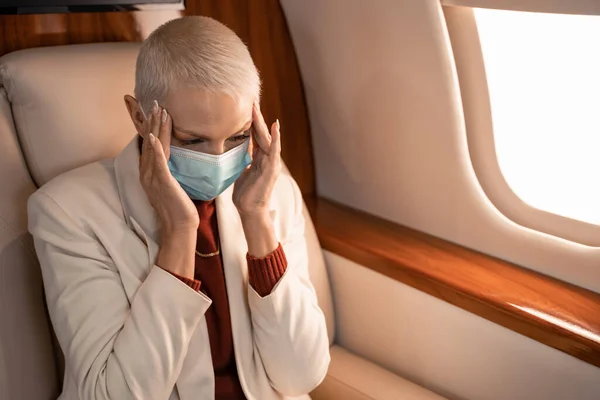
[252,102,271,152]
[251,129,264,162]
[140,112,150,140]
[148,132,170,179]
[140,112,154,175]
[247,131,255,160]
[158,108,172,160]
[146,102,163,176]
[151,100,161,140]
[139,102,153,141]
[271,119,281,156]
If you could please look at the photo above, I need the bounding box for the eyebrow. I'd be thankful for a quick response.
[173,118,252,140]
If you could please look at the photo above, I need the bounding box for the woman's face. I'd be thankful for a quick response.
[127,86,254,156]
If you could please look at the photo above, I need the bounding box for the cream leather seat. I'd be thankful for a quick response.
[0,43,445,400]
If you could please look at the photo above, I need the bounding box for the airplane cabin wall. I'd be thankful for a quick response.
[279,0,600,294]
[279,0,600,398]
[325,250,600,400]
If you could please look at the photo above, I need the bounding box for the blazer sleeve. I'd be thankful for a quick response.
[28,190,212,400]
[247,176,331,397]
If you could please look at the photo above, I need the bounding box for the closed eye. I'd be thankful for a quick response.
[177,128,250,147]
[229,131,250,142]
[179,138,205,146]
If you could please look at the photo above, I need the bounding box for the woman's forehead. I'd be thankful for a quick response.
[165,88,253,138]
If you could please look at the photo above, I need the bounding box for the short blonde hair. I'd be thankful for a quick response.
[135,16,261,115]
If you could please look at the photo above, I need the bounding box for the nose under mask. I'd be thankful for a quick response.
[167,140,252,201]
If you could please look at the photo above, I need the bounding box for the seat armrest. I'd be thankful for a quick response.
[311,345,446,400]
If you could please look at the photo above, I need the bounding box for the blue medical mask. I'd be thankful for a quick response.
[137,102,251,200]
[167,140,252,201]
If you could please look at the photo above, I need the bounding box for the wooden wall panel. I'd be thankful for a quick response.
[184,0,315,196]
[0,0,316,195]
[0,13,140,57]
[306,196,600,368]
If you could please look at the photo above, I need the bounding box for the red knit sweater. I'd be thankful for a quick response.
[172,200,287,399]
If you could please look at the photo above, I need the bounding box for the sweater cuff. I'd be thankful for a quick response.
[169,271,201,292]
[247,243,288,297]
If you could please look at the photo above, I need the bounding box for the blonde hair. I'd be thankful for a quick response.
[135,16,261,115]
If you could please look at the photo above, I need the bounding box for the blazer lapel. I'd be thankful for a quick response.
[113,137,161,286]
[215,185,278,398]
[216,183,251,320]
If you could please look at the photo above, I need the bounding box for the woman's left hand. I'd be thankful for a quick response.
[233,102,282,219]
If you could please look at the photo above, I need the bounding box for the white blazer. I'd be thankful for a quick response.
[28,137,330,400]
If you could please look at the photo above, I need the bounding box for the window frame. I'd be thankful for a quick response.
[443,5,600,247]
[442,0,600,16]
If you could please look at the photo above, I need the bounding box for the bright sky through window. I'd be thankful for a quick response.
[473,9,600,225]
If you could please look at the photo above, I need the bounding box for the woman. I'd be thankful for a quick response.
[28,16,330,400]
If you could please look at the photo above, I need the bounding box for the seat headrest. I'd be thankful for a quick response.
[0,43,140,187]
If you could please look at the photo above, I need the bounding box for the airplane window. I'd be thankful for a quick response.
[473,8,600,225]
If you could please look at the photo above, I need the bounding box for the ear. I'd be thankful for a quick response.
[124,95,146,137]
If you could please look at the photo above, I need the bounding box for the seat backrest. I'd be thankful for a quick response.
[0,42,335,397]
[0,72,60,400]
[0,42,141,399]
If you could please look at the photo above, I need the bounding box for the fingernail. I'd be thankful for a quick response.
[161,109,168,123]
[276,119,280,129]
[149,133,156,144]
[152,100,159,114]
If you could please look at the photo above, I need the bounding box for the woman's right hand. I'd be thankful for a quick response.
[140,100,199,233]
[140,100,198,278]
